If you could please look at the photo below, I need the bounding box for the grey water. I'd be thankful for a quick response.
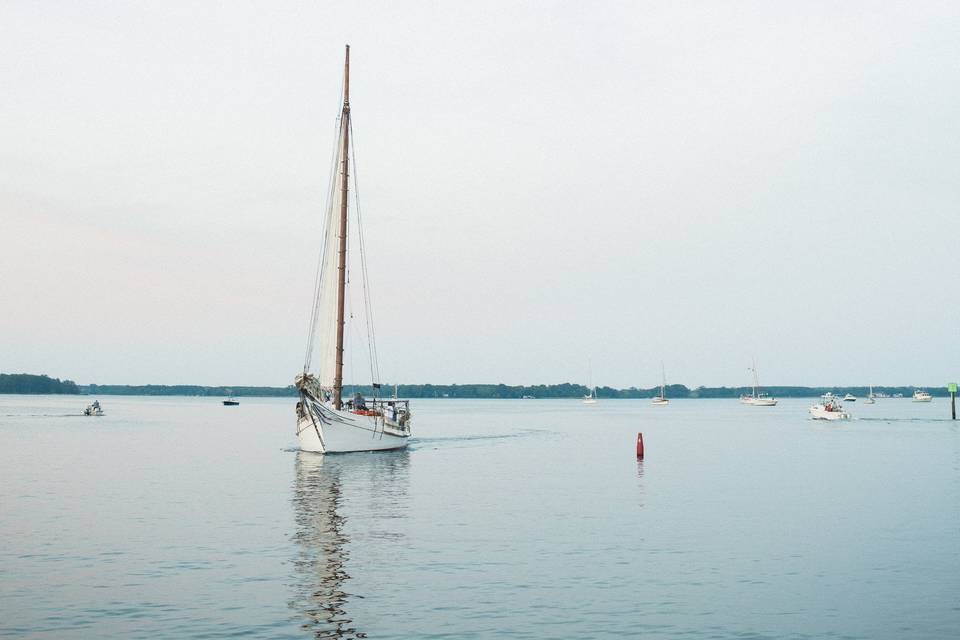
[1,395,959,639]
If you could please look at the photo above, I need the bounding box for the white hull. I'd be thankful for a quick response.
[582,398,597,404]
[297,401,409,453]
[742,397,777,406]
[863,397,876,404]
[809,404,851,420]
[651,397,668,405]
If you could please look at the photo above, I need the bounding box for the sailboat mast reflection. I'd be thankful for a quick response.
[291,453,359,638]
[291,450,411,638]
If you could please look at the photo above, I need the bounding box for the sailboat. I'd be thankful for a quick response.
[294,46,411,453]
[582,359,598,404]
[651,362,669,405]
[863,386,876,404]
[739,358,777,406]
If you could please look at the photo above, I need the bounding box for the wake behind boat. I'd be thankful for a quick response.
[294,46,410,453]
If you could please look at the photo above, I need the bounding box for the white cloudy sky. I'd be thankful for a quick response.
[2,1,958,388]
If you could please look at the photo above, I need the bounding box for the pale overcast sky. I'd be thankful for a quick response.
[2,1,958,388]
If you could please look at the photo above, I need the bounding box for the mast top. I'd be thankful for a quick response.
[343,44,350,107]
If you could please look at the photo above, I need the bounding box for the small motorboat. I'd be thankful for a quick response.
[843,393,856,402]
[83,400,104,416]
[809,397,851,421]
[912,390,933,402]
[223,397,240,406]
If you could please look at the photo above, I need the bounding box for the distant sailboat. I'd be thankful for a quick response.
[294,46,411,453]
[740,358,777,406]
[583,359,598,404]
[863,386,876,404]
[651,362,669,405]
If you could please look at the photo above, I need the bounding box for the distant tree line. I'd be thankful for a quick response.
[81,384,299,397]
[4,373,951,398]
[0,374,80,394]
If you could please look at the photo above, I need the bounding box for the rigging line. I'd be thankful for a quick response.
[303,112,345,372]
[348,117,381,388]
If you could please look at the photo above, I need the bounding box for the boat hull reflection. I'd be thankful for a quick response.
[291,450,410,638]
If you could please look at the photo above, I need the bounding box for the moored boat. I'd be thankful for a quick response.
[843,393,856,402]
[583,387,598,404]
[223,397,240,406]
[912,390,933,402]
[740,358,778,406]
[294,46,410,453]
[651,362,669,405]
[863,386,876,404]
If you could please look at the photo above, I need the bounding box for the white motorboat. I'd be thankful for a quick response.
[843,393,856,402]
[912,390,933,402]
[83,400,103,416]
[809,397,851,420]
[294,46,410,453]
[740,358,778,406]
[651,362,669,405]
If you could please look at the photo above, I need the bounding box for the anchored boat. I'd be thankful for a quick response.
[912,390,933,402]
[651,362,669,405]
[740,358,777,406]
[294,46,410,453]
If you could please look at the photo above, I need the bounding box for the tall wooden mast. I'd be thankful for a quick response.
[333,44,350,409]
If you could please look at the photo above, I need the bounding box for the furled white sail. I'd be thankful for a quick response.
[307,116,348,388]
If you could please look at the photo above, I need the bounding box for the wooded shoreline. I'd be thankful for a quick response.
[1,374,951,398]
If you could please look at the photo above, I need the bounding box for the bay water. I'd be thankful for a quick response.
[1,395,958,638]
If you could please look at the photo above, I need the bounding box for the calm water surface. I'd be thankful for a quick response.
[1,395,958,638]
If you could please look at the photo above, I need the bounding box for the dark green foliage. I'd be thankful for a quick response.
[82,384,299,397]
[0,374,80,394]
[4,373,950,398]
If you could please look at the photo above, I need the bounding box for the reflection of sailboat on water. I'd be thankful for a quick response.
[291,453,357,638]
[291,451,410,638]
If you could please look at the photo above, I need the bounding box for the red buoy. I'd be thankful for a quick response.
[636,432,644,459]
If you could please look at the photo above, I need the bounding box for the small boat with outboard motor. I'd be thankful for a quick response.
[83,400,104,416]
